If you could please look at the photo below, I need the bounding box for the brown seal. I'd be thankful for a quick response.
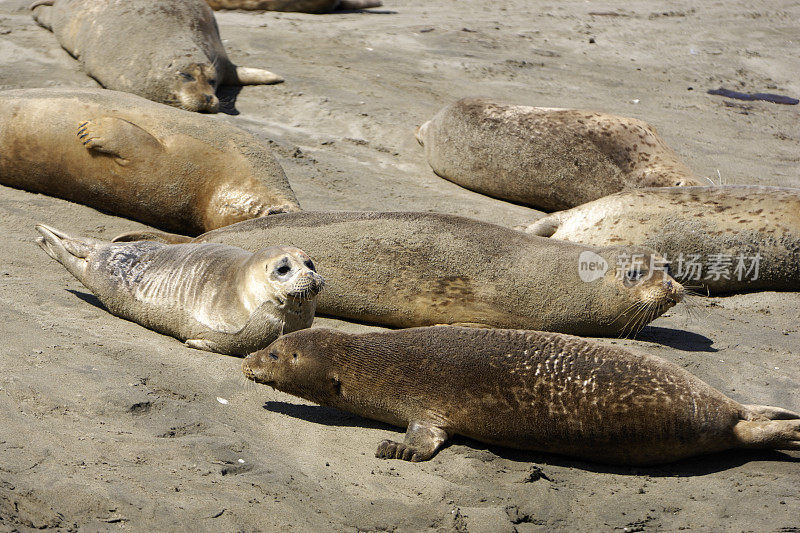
[206,0,382,12]
[31,0,282,112]
[113,211,684,337]
[416,98,703,211]
[244,326,800,465]
[36,224,323,355]
[0,88,299,235]
[518,185,800,293]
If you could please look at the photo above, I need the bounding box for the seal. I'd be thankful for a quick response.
[518,185,800,293]
[0,88,300,235]
[244,326,800,465]
[30,0,283,112]
[206,0,383,13]
[36,224,324,355]
[416,98,704,211]
[113,211,684,337]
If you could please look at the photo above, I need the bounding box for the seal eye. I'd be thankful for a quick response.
[304,260,315,271]
[269,352,279,361]
[276,265,291,275]
[292,353,298,361]
[180,72,195,81]
[208,78,217,86]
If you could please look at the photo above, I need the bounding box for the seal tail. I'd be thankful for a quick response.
[515,214,561,237]
[35,224,98,280]
[732,405,800,451]
[338,0,383,9]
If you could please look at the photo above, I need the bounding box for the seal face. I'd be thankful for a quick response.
[243,327,800,465]
[416,98,703,211]
[114,211,684,337]
[31,0,283,112]
[0,88,299,235]
[36,224,323,355]
[519,185,800,293]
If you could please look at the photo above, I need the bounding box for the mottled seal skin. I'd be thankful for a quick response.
[0,88,300,235]
[36,225,323,355]
[31,0,283,112]
[113,211,684,337]
[519,186,800,293]
[416,98,703,211]
[244,327,800,465]
[206,0,382,12]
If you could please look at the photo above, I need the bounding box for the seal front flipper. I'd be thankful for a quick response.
[77,117,163,166]
[376,420,449,462]
[517,214,562,237]
[185,338,223,353]
[228,66,283,86]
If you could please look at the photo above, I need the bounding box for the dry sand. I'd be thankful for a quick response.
[1,0,799,531]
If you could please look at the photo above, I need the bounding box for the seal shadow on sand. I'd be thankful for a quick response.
[633,325,717,352]
[67,289,107,311]
[264,400,396,431]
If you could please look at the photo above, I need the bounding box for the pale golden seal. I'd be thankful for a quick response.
[518,185,800,293]
[0,88,299,235]
[36,224,323,355]
[416,98,703,211]
[206,0,382,12]
[113,211,684,337]
[244,326,800,465]
[31,0,283,112]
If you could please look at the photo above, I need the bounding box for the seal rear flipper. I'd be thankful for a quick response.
[228,66,283,86]
[375,420,449,462]
[516,214,561,237]
[77,117,163,166]
[732,419,800,450]
[35,224,98,280]
[743,404,800,420]
[112,230,194,244]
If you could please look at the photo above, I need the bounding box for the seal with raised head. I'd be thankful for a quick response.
[206,0,382,12]
[36,224,323,355]
[518,185,800,293]
[416,98,703,211]
[113,211,684,337]
[244,326,800,465]
[0,88,299,235]
[31,0,283,112]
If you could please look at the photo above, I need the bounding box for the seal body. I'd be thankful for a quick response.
[0,88,299,235]
[416,98,703,211]
[31,0,283,112]
[205,0,382,12]
[114,211,684,337]
[244,327,800,465]
[36,225,323,355]
[519,186,800,293]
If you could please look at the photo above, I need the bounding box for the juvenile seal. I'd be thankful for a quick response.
[518,186,800,293]
[206,0,382,12]
[0,88,299,235]
[31,0,283,112]
[113,211,684,337]
[36,224,323,355]
[244,326,800,465]
[416,98,703,211]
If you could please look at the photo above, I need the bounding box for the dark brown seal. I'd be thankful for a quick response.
[244,327,800,465]
[205,0,382,12]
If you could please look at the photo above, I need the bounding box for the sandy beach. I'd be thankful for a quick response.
[0,0,798,530]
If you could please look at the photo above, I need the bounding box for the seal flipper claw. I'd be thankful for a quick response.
[229,66,283,86]
[376,420,449,462]
[78,117,163,166]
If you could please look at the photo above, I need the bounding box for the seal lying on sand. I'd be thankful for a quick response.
[0,88,299,235]
[31,0,282,112]
[416,98,703,211]
[244,326,800,465]
[36,225,323,355]
[518,186,800,293]
[113,211,684,336]
[206,0,382,12]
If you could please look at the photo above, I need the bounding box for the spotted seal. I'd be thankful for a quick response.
[36,224,323,355]
[244,326,800,464]
[113,211,684,336]
[416,98,703,211]
[518,185,800,293]
[31,0,283,112]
